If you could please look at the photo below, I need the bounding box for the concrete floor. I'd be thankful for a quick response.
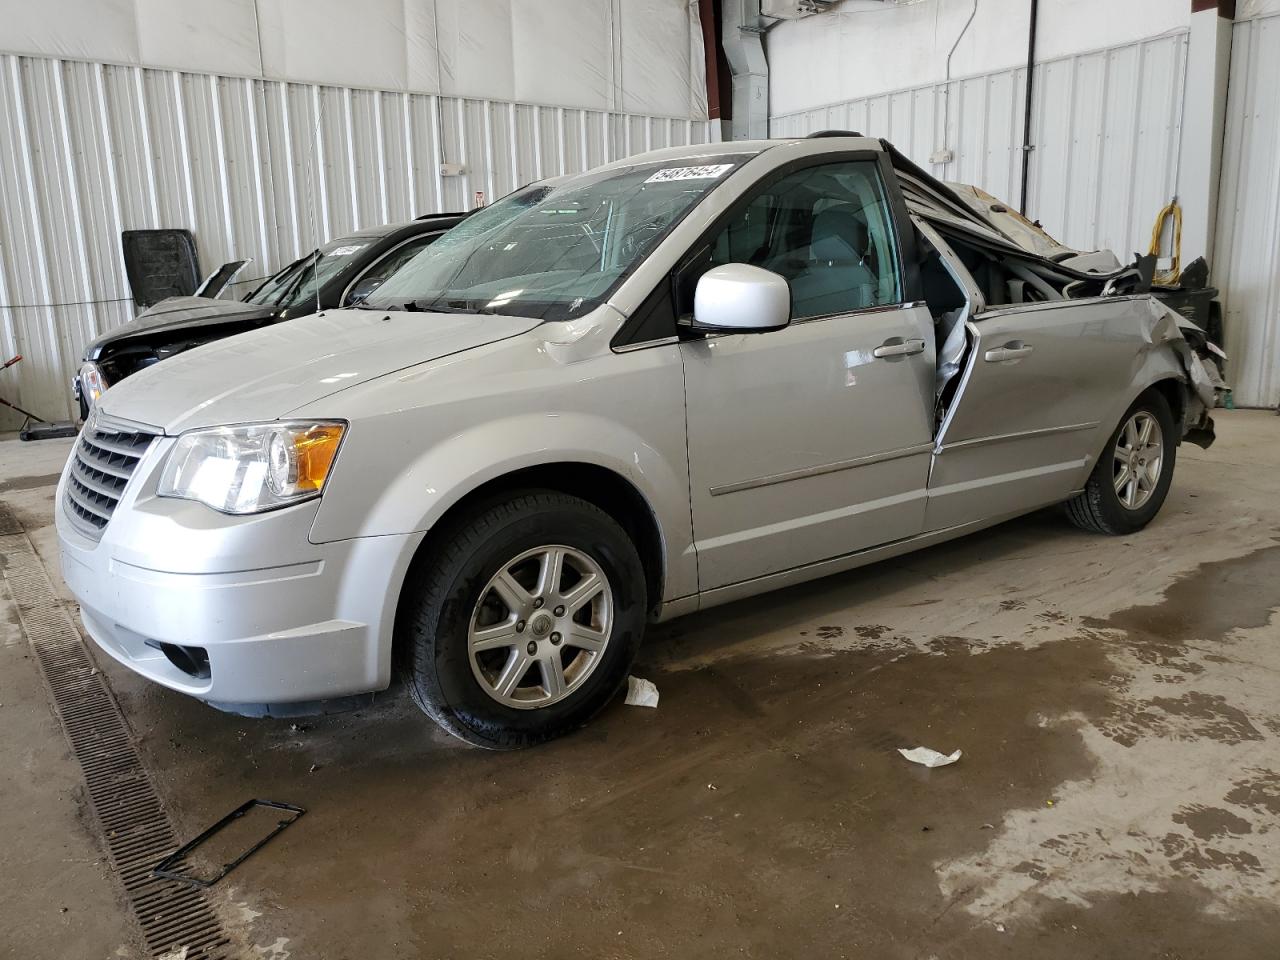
[2,411,1279,959]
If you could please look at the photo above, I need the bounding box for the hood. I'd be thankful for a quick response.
[85,296,277,360]
[96,308,541,434]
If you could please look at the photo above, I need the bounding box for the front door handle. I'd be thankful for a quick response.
[984,341,1034,362]
[873,337,926,359]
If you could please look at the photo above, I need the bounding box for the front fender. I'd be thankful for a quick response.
[310,411,697,603]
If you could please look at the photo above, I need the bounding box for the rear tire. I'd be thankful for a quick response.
[399,491,647,749]
[1065,389,1176,535]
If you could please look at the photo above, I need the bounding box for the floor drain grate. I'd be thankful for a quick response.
[1,520,236,960]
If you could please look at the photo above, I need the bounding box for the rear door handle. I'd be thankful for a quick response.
[984,341,1034,362]
[873,337,926,359]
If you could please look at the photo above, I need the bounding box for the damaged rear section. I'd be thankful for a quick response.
[883,139,1224,451]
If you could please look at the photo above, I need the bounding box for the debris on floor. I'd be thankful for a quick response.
[897,746,962,768]
[153,799,306,889]
[624,675,660,708]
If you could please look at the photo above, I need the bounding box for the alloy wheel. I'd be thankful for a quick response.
[1113,410,1163,510]
[467,545,613,709]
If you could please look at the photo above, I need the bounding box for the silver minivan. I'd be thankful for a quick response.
[56,136,1218,748]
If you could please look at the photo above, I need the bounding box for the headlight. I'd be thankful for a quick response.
[158,421,346,514]
[78,362,109,409]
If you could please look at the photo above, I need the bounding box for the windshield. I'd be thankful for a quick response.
[244,236,374,309]
[364,157,749,320]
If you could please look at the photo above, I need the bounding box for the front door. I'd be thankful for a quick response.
[680,159,936,590]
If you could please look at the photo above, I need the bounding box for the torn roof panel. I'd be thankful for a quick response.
[882,138,1126,277]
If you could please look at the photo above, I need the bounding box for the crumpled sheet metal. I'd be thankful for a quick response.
[1141,298,1225,448]
[1145,298,1225,408]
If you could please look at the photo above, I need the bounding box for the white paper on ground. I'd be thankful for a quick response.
[898,746,962,768]
[625,676,660,708]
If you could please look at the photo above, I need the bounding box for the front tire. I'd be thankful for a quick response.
[1065,389,1176,535]
[400,491,647,749]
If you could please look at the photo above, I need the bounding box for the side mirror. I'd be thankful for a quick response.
[693,264,790,333]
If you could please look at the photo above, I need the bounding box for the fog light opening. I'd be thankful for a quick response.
[146,641,211,680]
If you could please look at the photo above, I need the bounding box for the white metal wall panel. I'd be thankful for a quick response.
[0,0,710,120]
[1215,14,1280,409]
[0,54,716,428]
[771,33,1188,261]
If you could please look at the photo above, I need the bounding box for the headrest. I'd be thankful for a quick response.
[810,208,868,262]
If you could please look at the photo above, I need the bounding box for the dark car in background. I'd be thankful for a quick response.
[73,212,466,418]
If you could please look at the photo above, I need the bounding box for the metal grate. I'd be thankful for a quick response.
[1,516,236,959]
[64,418,157,540]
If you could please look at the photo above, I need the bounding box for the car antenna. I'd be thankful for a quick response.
[299,88,325,318]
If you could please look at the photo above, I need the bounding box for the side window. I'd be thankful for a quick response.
[687,160,903,322]
[343,235,437,305]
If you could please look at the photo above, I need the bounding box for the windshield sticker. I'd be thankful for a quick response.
[644,164,735,184]
[327,244,365,256]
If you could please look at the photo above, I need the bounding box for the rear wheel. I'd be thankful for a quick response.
[400,491,646,749]
[1065,390,1176,535]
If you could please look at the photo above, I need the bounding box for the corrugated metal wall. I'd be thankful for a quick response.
[1215,13,1280,409]
[771,32,1188,261]
[0,54,716,428]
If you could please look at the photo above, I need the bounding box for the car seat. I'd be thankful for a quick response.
[788,206,877,318]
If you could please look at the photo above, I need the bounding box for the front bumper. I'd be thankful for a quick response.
[55,438,417,706]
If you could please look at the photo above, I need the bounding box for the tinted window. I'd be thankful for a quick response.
[699,161,903,321]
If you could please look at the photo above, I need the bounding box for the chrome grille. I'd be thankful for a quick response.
[64,419,157,539]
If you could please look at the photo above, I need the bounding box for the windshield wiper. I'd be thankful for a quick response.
[403,298,503,315]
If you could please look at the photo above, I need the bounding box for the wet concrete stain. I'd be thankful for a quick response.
[0,472,61,494]
[1160,833,1264,876]
[1087,543,1280,750]
[99,540,1280,958]
[1225,769,1280,817]
[0,500,20,536]
[1172,804,1253,839]
[1036,609,1071,625]
[119,629,1120,959]
[853,624,891,640]
[1086,540,1280,646]
[927,634,983,655]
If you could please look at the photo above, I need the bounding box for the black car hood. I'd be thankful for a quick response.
[84,297,280,360]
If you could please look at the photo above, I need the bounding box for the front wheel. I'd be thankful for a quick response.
[1065,389,1176,535]
[399,491,647,748]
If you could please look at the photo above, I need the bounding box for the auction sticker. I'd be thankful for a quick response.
[645,164,735,183]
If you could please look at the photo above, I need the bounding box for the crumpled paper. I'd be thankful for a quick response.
[624,676,659,708]
[898,746,962,768]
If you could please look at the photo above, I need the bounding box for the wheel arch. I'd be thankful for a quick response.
[1084,351,1189,472]
[389,461,669,680]
[1148,376,1187,434]
[393,462,670,659]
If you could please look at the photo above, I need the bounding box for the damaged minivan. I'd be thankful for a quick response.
[56,134,1222,748]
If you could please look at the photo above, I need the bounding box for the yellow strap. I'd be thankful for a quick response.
[1149,201,1182,286]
